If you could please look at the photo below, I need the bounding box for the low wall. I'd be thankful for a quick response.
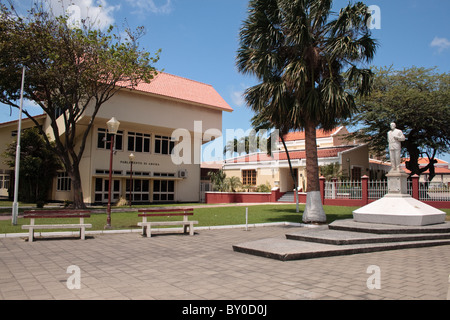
[205,188,284,204]
[206,192,271,204]
[204,179,449,210]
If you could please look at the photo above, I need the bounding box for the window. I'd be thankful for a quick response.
[95,169,123,175]
[55,107,65,119]
[57,172,71,191]
[97,128,123,151]
[94,178,121,203]
[153,172,176,177]
[126,171,151,177]
[0,174,10,190]
[154,135,175,155]
[153,180,175,202]
[126,179,150,202]
[128,132,151,153]
[242,170,257,185]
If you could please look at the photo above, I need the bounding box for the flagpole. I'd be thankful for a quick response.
[12,66,26,225]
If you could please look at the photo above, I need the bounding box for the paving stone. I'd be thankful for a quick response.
[0,225,449,301]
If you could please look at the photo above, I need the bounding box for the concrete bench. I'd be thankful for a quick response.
[22,210,92,242]
[137,208,198,238]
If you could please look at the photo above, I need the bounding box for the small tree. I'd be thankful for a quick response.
[208,170,227,192]
[256,182,271,193]
[3,127,62,204]
[224,176,243,192]
[319,163,345,181]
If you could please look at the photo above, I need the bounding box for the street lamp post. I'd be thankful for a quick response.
[105,117,120,229]
[128,153,135,207]
[12,66,26,226]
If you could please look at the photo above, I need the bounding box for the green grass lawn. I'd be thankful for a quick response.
[0,204,449,235]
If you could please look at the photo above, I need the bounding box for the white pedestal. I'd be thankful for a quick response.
[353,171,446,226]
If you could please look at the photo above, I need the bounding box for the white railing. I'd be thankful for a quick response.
[368,180,388,200]
[325,180,362,200]
[324,179,449,202]
[419,182,450,202]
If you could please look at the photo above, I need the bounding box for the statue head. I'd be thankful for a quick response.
[390,122,396,130]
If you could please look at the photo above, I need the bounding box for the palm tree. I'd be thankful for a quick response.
[208,170,227,191]
[224,176,243,192]
[237,0,376,223]
[223,135,261,157]
[251,111,302,212]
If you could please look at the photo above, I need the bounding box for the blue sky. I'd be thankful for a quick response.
[2,0,450,162]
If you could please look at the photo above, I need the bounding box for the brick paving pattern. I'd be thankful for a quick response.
[0,225,449,300]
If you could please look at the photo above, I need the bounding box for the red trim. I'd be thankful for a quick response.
[205,183,450,209]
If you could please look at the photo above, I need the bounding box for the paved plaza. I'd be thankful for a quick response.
[0,225,449,301]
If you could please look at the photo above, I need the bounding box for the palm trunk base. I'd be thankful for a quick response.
[302,191,326,224]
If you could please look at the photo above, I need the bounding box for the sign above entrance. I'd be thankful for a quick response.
[120,160,160,167]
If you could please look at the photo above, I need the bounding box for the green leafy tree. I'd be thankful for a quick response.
[319,162,345,181]
[348,66,450,181]
[4,127,62,204]
[208,170,227,191]
[0,3,159,208]
[256,182,272,193]
[237,0,376,223]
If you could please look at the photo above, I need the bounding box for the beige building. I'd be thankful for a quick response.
[0,72,232,204]
[222,127,371,193]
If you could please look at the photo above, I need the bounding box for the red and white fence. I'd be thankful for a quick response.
[321,175,449,209]
[205,175,449,209]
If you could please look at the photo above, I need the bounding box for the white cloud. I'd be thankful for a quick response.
[230,85,246,108]
[430,36,450,53]
[45,0,119,30]
[125,0,173,15]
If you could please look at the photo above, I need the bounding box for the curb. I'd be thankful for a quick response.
[0,222,318,239]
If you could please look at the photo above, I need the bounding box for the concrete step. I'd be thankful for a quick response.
[328,219,450,234]
[232,237,450,261]
[232,219,450,261]
[277,192,295,202]
[285,227,450,245]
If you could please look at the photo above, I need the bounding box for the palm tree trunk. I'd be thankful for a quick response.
[280,135,299,213]
[302,121,326,223]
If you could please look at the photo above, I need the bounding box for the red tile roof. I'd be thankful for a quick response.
[402,157,448,165]
[401,157,450,174]
[402,167,450,175]
[226,146,355,163]
[120,72,233,112]
[282,127,343,142]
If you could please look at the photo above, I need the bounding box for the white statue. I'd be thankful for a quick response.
[387,122,405,171]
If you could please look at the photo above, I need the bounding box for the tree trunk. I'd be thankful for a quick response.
[280,135,299,213]
[405,142,437,182]
[302,121,326,223]
[67,165,86,209]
